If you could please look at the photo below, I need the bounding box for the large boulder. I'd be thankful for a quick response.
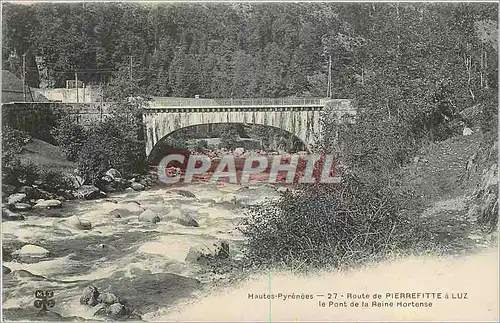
[65,174,85,189]
[67,215,92,230]
[131,182,145,191]
[110,203,144,218]
[75,185,106,200]
[80,286,100,306]
[13,203,31,211]
[219,194,237,204]
[3,265,11,275]
[105,168,122,181]
[185,240,229,263]
[97,292,120,305]
[18,244,49,258]
[17,186,40,199]
[234,147,245,157]
[171,189,196,199]
[165,209,199,227]
[7,193,26,205]
[107,303,127,317]
[138,210,161,223]
[109,208,131,218]
[32,199,62,209]
[2,208,25,221]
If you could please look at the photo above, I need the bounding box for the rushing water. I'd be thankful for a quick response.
[2,182,281,321]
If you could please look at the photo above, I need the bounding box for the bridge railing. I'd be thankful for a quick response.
[150,97,323,107]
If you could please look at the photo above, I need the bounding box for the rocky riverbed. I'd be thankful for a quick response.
[2,182,282,321]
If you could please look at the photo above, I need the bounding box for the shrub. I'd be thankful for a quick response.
[38,168,73,191]
[240,172,429,270]
[51,115,88,161]
[195,139,208,151]
[2,161,39,187]
[76,118,146,183]
[1,126,36,187]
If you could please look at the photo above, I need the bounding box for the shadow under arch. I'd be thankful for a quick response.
[147,122,310,165]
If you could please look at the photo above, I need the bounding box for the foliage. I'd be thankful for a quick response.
[220,124,240,149]
[38,168,74,191]
[241,173,429,269]
[51,115,88,161]
[195,139,209,151]
[76,118,147,183]
[2,126,32,186]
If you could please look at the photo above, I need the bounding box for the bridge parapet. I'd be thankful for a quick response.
[149,97,325,108]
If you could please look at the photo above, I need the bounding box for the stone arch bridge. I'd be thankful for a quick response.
[144,97,356,156]
[1,97,356,156]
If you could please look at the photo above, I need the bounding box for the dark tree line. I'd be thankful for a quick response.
[3,2,497,102]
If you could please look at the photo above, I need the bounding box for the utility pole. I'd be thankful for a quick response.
[129,56,133,81]
[327,54,332,98]
[22,53,26,101]
[75,72,79,103]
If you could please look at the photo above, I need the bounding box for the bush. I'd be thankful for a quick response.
[51,115,88,161]
[240,172,429,270]
[195,139,208,151]
[38,168,73,191]
[76,118,146,183]
[1,126,36,187]
[2,160,39,187]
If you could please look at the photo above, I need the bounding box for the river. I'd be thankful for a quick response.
[2,182,282,321]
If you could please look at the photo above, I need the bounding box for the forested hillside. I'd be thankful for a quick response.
[3,2,497,104]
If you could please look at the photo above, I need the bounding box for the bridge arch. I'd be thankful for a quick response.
[147,122,309,163]
[143,107,324,158]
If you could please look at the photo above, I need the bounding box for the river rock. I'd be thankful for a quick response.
[66,174,85,189]
[276,187,288,194]
[177,211,199,227]
[144,204,171,215]
[213,240,230,258]
[109,208,130,218]
[2,208,25,221]
[17,186,40,199]
[2,184,16,198]
[119,200,141,205]
[185,241,229,263]
[80,285,100,306]
[219,194,237,204]
[97,292,120,305]
[11,269,47,281]
[198,197,216,204]
[18,245,49,258]
[33,199,62,209]
[234,147,245,156]
[101,184,116,193]
[107,303,127,317]
[13,203,31,211]
[165,209,199,227]
[105,168,122,181]
[75,185,106,200]
[67,215,92,230]
[138,210,160,223]
[3,265,11,275]
[80,220,92,230]
[131,182,145,191]
[171,189,196,198]
[111,203,144,217]
[7,193,26,205]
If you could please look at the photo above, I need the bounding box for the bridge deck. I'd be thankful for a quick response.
[148,97,326,108]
